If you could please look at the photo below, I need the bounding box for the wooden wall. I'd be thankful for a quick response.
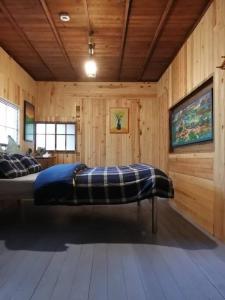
[158,0,225,240]
[0,47,37,151]
[35,82,168,170]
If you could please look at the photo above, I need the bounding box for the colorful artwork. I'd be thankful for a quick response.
[110,107,129,133]
[171,89,213,148]
[24,101,35,142]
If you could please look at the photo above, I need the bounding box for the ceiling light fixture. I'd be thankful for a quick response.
[84,32,97,78]
[59,12,70,22]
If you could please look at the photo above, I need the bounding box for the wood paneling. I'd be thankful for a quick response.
[82,97,106,166]
[171,45,187,105]
[164,3,215,108]
[158,0,225,240]
[0,0,211,81]
[0,47,37,151]
[36,82,167,169]
[169,153,213,180]
[169,172,214,233]
[213,1,225,240]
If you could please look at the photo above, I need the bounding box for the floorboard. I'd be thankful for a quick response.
[68,244,94,300]
[88,244,107,300]
[159,202,225,298]
[0,199,224,300]
[107,244,127,300]
[49,243,82,300]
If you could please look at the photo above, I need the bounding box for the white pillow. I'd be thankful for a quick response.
[0,144,5,153]
[6,135,21,154]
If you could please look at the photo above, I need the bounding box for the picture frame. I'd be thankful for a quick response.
[170,87,213,149]
[24,101,35,142]
[110,107,129,134]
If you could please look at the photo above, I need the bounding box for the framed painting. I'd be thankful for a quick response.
[24,101,35,142]
[110,107,129,134]
[170,88,213,148]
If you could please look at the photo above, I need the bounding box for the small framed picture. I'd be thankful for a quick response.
[110,107,129,134]
[24,101,35,142]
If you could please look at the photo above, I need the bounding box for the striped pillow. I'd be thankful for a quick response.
[12,154,42,174]
[0,154,29,178]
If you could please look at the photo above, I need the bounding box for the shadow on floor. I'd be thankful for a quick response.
[0,199,218,252]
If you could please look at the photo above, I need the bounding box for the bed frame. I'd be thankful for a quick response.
[137,197,158,233]
[0,172,159,233]
[17,197,158,233]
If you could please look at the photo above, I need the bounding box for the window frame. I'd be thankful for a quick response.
[0,97,19,146]
[35,121,77,152]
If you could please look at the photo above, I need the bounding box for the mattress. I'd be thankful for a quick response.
[0,173,39,200]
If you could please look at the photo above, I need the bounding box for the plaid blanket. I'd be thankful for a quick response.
[74,163,174,205]
[34,163,174,205]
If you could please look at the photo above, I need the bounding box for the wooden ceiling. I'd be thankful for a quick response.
[0,0,212,82]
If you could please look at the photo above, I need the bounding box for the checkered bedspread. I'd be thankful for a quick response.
[34,163,174,205]
[74,163,174,205]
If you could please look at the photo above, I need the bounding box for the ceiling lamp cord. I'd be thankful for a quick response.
[85,31,97,78]
[88,31,95,55]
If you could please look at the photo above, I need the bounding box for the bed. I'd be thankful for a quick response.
[0,163,174,233]
[0,172,39,200]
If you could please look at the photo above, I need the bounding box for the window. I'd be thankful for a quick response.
[35,122,76,151]
[0,97,19,145]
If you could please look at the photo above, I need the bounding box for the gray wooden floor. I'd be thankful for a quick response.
[0,199,225,300]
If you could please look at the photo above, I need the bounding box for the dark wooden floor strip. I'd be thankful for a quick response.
[106,244,127,300]
[132,244,167,300]
[88,244,107,300]
[30,244,68,300]
[133,244,184,300]
[68,244,94,300]
[121,244,146,300]
[49,243,82,300]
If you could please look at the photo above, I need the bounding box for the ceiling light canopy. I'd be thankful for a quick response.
[85,32,97,78]
[59,12,70,22]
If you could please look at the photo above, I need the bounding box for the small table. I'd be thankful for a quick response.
[35,156,56,169]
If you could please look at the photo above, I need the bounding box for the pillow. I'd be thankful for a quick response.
[0,154,6,178]
[12,154,42,174]
[7,154,29,176]
[5,135,21,154]
[0,154,28,178]
[0,144,5,153]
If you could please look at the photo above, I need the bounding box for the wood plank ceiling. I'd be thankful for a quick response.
[0,0,212,82]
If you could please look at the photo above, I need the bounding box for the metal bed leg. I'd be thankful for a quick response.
[137,200,141,207]
[150,197,158,234]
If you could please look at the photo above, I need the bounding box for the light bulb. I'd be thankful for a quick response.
[84,59,97,78]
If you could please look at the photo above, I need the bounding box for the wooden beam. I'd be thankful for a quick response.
[118,0,133,81]
[39,0,77,77]
[0,1,56,80]
[139,0,176,81]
